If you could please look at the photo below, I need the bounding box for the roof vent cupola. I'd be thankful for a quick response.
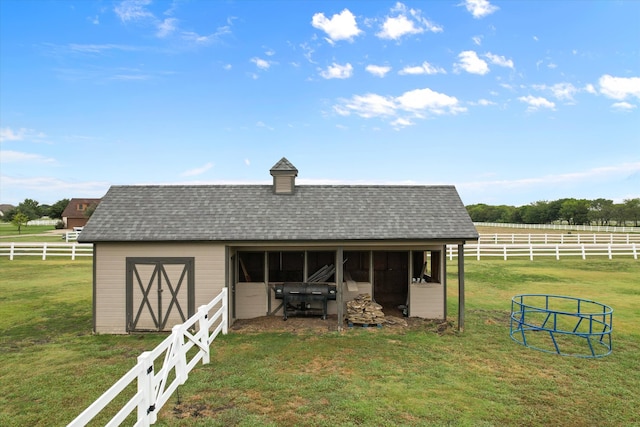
[270,157,298,194]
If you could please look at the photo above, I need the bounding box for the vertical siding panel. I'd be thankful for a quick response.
[94,243,226,334]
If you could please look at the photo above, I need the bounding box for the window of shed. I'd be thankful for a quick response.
[238,252,264,282]
[344,251,370,282]
[412,250,441,283]
[306,251,336,282]
[268,251,304,282]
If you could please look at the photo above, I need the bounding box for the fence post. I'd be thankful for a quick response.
[633,243,637,260]
[137,351,153,427]
[42,243,47,260]
[581,244,586,260]
[222,287,229,335]
[197,305,211,365]
[71,243,76,261]
[10,242,15,261]
[477,244,480,261]
[529,244,533,261]
[503,245,507,261]
[172,325,189,385]
[608,244,612,260]
[555,245,560,260]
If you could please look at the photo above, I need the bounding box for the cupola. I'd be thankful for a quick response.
[269,157,298,194]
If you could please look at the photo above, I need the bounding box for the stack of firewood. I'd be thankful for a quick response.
[346,293,385,325]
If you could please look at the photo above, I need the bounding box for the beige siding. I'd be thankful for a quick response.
[409,283,444,319]
[235,282,268,319]
[274,176,293,194]
[94,243,226,334]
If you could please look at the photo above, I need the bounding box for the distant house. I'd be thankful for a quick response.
[0,204,15,217]
[62,198,101,229]
[79,158,478,334]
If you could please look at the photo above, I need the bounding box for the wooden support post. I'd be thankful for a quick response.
[458,244,465,332]
[336,247,344,331]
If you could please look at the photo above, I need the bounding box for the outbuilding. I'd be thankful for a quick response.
[79,158,478,334]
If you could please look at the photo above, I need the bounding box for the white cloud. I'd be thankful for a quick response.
[398,61,446,75]
[584,84,597,94]
[472,35,482,46]
[549,83,578,101]
[611,102,636,111]
[311,9,362,43]
[459,162,640,194]
[391,117,414,128]
[334,93,396,118]
[181,162,213,177]
[533,82,579,102]
[484,52,514,69]
[455,51,489,75]
[244,159,251,166]
[256,121,274,130]
[67,43,140,54]
[366,65,391,77]
[182,26,231,45]
[0,175,110,204]
[0,150,56,164]
[518,95,556,112]
[396,88,465,115]
[462,0,499,19]
[251,57,271,70]
[157,18,177,38]
[599,75,640,100]
[320,63,353,79]
[1,127,26,142]
[114,0,153,22]
[477,99,496,106]
[377,2,442,41]
[0,127,47,143]
[334,87,465,124]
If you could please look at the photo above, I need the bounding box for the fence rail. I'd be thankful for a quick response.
[478,233,640,245]
[448,243,638,260]
[475,222,640,233]
[67,288,228,426]
[1,241,638,261]
[0,242,93,260]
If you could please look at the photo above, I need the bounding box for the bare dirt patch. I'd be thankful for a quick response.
[230,314,455,335]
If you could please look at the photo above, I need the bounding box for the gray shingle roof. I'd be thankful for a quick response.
[79,185,478,243]
[270,157,298,174]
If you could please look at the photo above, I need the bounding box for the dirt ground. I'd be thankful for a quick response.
[230,314,455,335]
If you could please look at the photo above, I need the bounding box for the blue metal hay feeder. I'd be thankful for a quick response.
[510,294,613,358]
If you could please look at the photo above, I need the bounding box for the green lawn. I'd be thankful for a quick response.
[0,223,63,242]
[0,257,638,426]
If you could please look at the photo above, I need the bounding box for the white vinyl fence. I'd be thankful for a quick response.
[2,238,639,262]
[448,243,638,260]
[0,242,93,260]
[67,288,228,427]
[475,222,640,233]
[478,233,640,245]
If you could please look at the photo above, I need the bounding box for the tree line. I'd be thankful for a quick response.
[467,198,640,226]
[1,198,71,222]
[3,196,640,228]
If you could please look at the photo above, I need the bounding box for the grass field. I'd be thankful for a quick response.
[0,223,65,242]
[1,254,638,427]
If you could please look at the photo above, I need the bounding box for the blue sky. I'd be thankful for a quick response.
[1,0,639,207]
